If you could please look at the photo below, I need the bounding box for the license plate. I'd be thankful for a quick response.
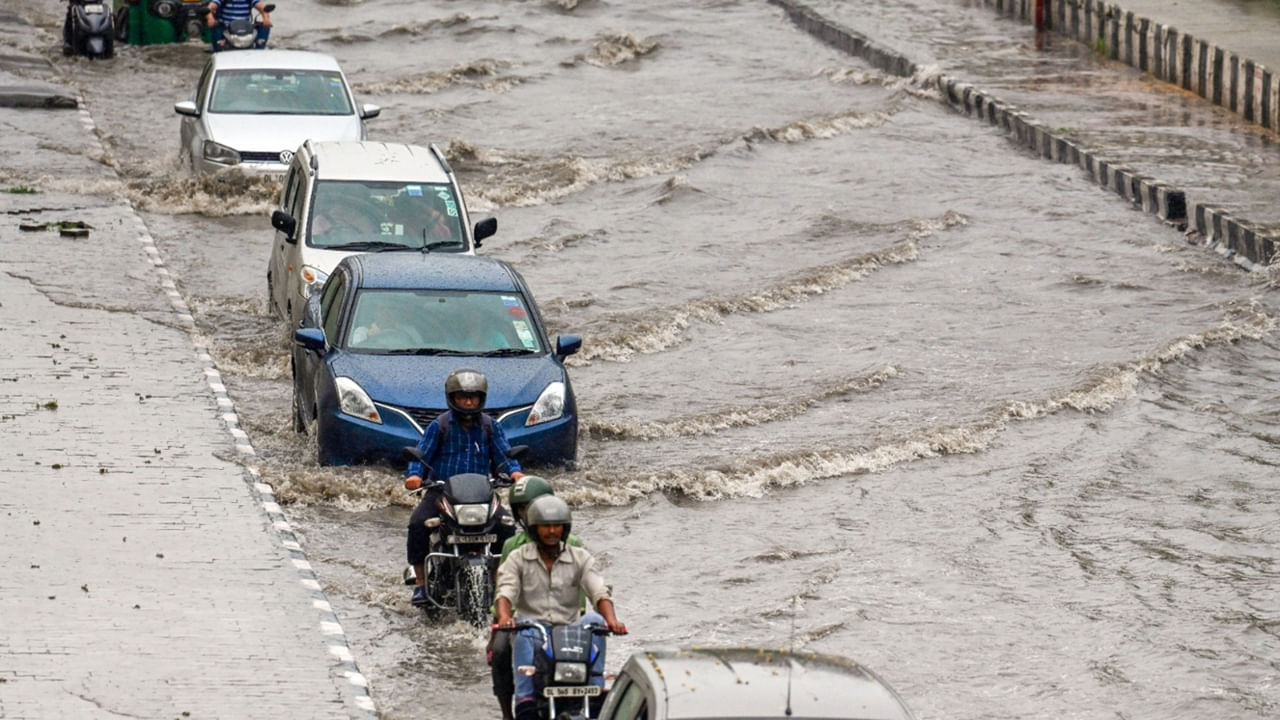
[446,533,497,544]
[544,685,600,698]
[83,3,105,11]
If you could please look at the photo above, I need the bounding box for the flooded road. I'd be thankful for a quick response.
[6,0,1278,718]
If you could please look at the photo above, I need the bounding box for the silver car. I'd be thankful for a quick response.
[174,50,380,175]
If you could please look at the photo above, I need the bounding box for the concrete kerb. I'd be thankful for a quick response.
[71,94,379,717]
[767,0,1279,271]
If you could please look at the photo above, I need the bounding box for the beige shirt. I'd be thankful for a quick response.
[496,543,611,626]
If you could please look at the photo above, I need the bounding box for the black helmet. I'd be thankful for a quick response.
[508,475,554,525]
[525,494,572,542]
[445,368,487,421]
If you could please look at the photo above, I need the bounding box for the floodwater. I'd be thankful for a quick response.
[8,0,1279,718]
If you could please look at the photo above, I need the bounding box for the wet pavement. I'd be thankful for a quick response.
[1,0,1279,718]
[0,13,375,720]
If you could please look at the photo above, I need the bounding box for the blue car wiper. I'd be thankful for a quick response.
[476,348,537,357]
[380,347,472,356]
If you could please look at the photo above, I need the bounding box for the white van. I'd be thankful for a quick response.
[267,140,497,327]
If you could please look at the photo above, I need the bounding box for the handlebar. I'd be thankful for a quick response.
[492,619,618,636]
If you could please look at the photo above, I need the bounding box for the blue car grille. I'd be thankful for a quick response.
[391,405,525,433]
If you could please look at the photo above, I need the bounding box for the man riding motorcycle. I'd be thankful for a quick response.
[205,0,271,51]
[495,495,626,720]
[489,476,583,720]
[404,368,522,607]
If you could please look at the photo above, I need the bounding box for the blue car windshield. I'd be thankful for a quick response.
[346,289,543,355]
[208,69,354,115]
[308,180,465,251]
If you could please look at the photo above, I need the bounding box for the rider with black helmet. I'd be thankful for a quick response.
[496,495,626,720]
[404,368,523,606]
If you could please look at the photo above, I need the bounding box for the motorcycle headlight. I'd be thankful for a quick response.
[553,662,588,684]
[335,376,381,424]
[202,140,240,166]
[227,32,255,49]
[526,381,566,426]
[300,266,328,299]
[454,503,490,527]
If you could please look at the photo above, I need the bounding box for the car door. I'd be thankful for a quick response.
[271,159,306,320]
[181,61,213,165]
[296,269,347,421]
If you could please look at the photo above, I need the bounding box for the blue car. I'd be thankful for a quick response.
[291,252,581,467]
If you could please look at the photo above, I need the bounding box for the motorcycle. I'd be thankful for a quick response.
[498,619,615,720]
[63,0,115,59]
[401,445,523,628]
[213,2,274,51]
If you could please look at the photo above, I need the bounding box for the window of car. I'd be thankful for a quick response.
[194,63,213,112]
[343,289,543,355]
[320,272,347,341]
[208,69,355,116]
[307,180,465,250]
[605,677,649,720]
[281,163,303,223]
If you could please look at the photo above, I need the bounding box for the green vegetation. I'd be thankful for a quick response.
[5,186,37,194]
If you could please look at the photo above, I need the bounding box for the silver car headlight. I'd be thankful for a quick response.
[300,266,328,298]
[201,140,240,165]
[335,376,381,424]
[454,503,490,527]
[553,662,588,684]
[525,381,565,426]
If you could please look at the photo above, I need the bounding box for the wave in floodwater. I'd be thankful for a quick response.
[115,167,281,216]
[447,96,910,208]
[562,32,659,68]
[582,366,899,440]
[572,212,966,363]
[352,59,523,95]
[562,304,1278,504]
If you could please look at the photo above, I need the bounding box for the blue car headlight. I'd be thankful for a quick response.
[335,376,381,424]
[526,381,565,426]
[202,140,240,165]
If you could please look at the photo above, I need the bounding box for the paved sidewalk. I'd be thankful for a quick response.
[781,0,1280,268]
[0,13,375,720]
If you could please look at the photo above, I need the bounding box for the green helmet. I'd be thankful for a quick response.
[509,475,554,522]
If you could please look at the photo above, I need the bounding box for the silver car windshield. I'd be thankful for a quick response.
[347,290,543,355]
[208,69,354,115]
[309,180,465,250]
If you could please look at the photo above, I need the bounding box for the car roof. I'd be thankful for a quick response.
[345,253,521,293]
[210,49,345,72]
[627,648,916,720]
[307,141,452,184]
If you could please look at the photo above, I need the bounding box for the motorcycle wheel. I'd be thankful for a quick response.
[420,557,448,619]
[457,563,493,629]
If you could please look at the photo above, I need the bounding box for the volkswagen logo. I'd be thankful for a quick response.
[279,150,294,164]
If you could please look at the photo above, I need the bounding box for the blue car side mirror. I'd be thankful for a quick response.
[295,327,326,351]
[555,334,581,358]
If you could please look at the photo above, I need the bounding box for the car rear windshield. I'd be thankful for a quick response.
[309,180,466,251]
[347,289,543,355]
[208,69,354,115]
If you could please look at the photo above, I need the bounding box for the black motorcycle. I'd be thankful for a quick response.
[402,446,522,628]
[499,619,614,720]
[63,0,114,59]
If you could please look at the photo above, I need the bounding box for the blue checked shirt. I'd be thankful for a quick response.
[405,413,522,481]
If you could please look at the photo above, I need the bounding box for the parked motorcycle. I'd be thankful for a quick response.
[401,445,523,628]
[63,0,114,59]
[213,2,274,50]
[498,619,614,720]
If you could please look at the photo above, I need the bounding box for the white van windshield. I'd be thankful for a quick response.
[309,180,466,250]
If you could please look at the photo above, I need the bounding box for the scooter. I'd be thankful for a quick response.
[498,619,615,720]
[63,0,115,59]
[401,445,523,628]
[213,2,274,51]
